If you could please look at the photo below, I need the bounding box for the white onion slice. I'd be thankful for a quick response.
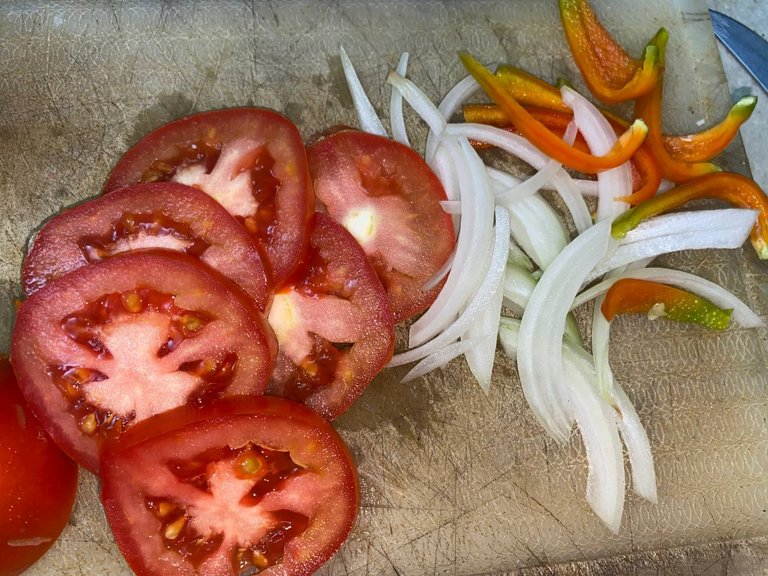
[389,52,411,147]
[408,138,495,348]
[588,209,758,281]
[517,219,616,443]
[389,206,510,367]
[612,382,658,503]
[440,200,461,214]
[339,45,387,137]
[425,72,482,162]
[561,87,631,222]
[386,70,445,136]
[591,293,614,400]
[445,123,592,232]
[573,267,764,328]
[400,336,492,383]
[489,168,569,270]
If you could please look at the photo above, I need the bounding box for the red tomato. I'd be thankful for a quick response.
[267,213,394,419]
[307,130,455,322]
[23,182,271,310]
[0,358,78,576]
[11,251,276,472]
[103,108,314,286]
[100,395,359,576]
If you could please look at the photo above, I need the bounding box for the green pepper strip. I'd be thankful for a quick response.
[611,171,768,259]
[601,278,732,330]
[459,52,648,174]
[559,0,660,104]
[663,96,757,162]
[634,28,721,182]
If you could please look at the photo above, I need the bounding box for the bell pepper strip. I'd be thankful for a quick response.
[559,0,661,104]
[601,278,732,330]
[459,52,648,174]
[663,95,757,162]
[611,172,768,259]
[494,65,572,112]
[463,103,661,204]
[634,28,720,182]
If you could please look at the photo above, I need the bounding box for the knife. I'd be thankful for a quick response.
[709,9,768,93]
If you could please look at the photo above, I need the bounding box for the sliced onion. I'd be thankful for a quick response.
[573,266,764,328]
[588,209,758,281]
[426,72,482,162]
[612,382,658,503]
[489,168,569,270]
[400,336,492,383]
[339,45,387,136]
[517,218,616,443]
[561,87,631,221]
[386,70,445,136]
[591,293,614,400]
[389,206,510,367]
[440,200,461,214]
[445,123,592,232]
[390,52,411,147]
[408,138,495,348]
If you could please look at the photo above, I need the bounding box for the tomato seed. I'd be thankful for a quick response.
[164,516,187,540]
[157,501,176,518]
[122,292,143,313]
[80,413,97,435]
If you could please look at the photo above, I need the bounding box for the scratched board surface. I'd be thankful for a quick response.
[1,1,767,574]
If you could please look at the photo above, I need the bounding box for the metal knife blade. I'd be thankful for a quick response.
[709,9,768,93]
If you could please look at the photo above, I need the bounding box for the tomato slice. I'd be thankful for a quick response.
[267,213,394,420]
[103,108,314,286]
[307,130,455,322]
[10,251,276,472]
[100,396,359,576]
[0,358,78,576]
[23,182,271,310]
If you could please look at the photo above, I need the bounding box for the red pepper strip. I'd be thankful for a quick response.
[601,278,732,330]
[559,0,660,104]
[611,171,768,259]
[459,52,648,174]
[494,65,572,112]
[462,103,661,204]
[634,29,720,183]
[663,95,757,162]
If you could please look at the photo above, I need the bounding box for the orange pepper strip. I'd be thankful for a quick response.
[459,52,648,174]
[634,29,720,182]
[611,172,768,259]
[463,103,661,204]
[494,65,572,112]
[601,278,732,330]
[559,0,660,104]
[663,95,757,162]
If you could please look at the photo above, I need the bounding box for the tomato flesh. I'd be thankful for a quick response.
[307,130,456,322]
[0,358,78,576]
[23,182,271,310]
[100,396,359,576]
[267,213,394,419]
[11,251,276,472]
[104,109,314,286]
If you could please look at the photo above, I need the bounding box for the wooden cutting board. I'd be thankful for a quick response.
[0,1,766,574]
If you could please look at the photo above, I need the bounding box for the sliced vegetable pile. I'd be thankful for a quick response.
[3,0,767,573]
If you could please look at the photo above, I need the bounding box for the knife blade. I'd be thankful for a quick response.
[709,9,768,93]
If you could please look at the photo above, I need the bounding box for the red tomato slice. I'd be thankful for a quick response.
[103,108,314,286]
[307,130,455,322]
[11,251,276,472]
[23,182,271,310]
[267,213,394,420]
[100,396,359,576]
[0,358,78,576]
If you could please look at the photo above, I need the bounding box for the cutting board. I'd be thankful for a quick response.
[1,1,767,574]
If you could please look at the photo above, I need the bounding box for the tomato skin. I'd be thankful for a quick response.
[11,251,277,472]
[307,130,456,322]
[0,357,78,576]
[103,108,314,286]
[23,182,272,310]
[268,213,395,420]
[101,396,359,576]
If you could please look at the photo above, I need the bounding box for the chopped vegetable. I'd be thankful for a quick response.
[601,278,733,329]
[558,0,660,103]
